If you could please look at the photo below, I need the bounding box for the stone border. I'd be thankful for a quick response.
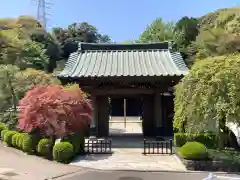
[175,151,240,172]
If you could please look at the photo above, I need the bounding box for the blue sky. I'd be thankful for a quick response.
[0,0,239,42]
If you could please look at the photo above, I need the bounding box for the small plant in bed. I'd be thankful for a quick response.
[208,148,240,164]
[178,141,209,160]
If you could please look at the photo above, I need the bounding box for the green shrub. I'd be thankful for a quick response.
[37,138,53,158]
[1,129,8,141]
[174,133,187,147]
[12,133,20,147]
[53,142,74,163]
[0,123,7,133]
[179,141,209,160]
[62,132,85,154]
[22,134,40,154]
[190,132,217,149]
[16,133,26,149]
[174,132,217,148]
[4,131,18,146]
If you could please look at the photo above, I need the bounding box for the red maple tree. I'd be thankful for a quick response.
[18,85,92,137]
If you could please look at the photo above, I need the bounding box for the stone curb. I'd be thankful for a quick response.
[67,164,230,174]
[49,165,239,177]
[45,169,88,180]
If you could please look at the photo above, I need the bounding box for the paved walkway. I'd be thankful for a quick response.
[0,142,84,180]
[109,116,142,135]
[70,148,186,171]
[71,137,186,171]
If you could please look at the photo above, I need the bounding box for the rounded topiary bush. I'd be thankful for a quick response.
[22,134,40,154]
[4,131,18,146]
[1,129,8,141]
[0,123,7,133]
[53,142,74,163]
[37,138,53,158]
[12,133,20,147]
[179,141,209,160]
[62,132,85,154]
[16,133,26,149]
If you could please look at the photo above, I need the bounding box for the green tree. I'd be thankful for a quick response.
[174,54,240,149]
[0,30,49,71]
[199,8,240,34]
[196,27,240,59]
[194,8,240,59]
[174,16,199,50]
[0,65,20,129]
[0,66,60,129]
[30,29,61,73]
[138,18,175,43]
[13,68,60,99]
[21,41,49,70]
[0,65,20,112]
[0,29,24,65]
[0,16,61,72]
[173,17,199,67]
[52,22,111,59]
[121,40,137,44]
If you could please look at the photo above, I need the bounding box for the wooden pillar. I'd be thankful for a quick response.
[97,95,109,137]
[90,95,98,129]
[142,95,155,137]
[154,92,163,136]
[162,93,174,136]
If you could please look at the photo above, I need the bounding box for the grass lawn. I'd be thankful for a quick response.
[208,149,240,164]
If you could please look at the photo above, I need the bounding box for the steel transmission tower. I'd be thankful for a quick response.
[35,0,52,29]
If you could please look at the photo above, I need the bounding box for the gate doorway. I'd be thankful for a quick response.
[109,96,143,136]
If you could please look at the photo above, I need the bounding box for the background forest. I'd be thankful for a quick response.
[0,7,240,128]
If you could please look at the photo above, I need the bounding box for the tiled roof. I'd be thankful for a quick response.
[57,42,188,78]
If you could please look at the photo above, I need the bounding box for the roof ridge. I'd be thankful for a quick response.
[79,49,170,52]
[78,42,173,51]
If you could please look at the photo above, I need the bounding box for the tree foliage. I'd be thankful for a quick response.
[138,18,175,43]
[195,8,240,59]
[196,28,240,59]
[174,54,240,137]
[174,16,199,49]
[52,22,111,59]
[0,66,60,129]
[0,29,49,70]
[18,85,92,137]
[30,29,61,72]
[0,65,19,118]
[0,16,111,73]
[136,8,240,67]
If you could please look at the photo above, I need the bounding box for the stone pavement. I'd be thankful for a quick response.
[70,148,186,171]
[0,142,84,180]
[109,116,142,135]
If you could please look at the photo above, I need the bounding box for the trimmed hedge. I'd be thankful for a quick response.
[174,132,217,148]
[174,133,187,147]
[62,132,85,154]
[12,133,20,147]
[4,131,18,146]
[37,138,53,158]
[1,129,8,141]
[179,141,209,160]
[53,142,74,163]
[0,123,7,133]
[16,133,26,149]
[22,134,40,154]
